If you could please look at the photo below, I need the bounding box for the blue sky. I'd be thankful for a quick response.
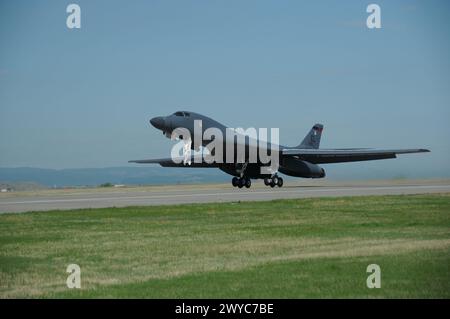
[0,1,449,179]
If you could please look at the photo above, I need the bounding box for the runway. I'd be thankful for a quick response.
[0,179,449,213]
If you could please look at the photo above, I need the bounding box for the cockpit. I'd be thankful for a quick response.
[173,111,190,117]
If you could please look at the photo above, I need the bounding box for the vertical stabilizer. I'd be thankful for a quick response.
[296,124,323,149]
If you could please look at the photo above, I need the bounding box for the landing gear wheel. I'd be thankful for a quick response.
[264,178,270,186]
[270,180,276,188]
[238,178,245,188]
[232,177,239,187]
[277,177,284,188]
[245,178,251,188]
[272,176,279,186]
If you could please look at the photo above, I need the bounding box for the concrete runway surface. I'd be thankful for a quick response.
[0,179,449,214]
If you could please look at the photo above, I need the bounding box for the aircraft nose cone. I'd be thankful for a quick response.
[150,117,165,130]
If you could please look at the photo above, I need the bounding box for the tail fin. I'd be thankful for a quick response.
[297,123,323,149]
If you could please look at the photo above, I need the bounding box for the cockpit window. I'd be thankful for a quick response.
[173,111,190,117]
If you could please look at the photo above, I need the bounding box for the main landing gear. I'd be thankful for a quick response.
[231,176,283,188]
[264,175,283,188]
[232,176,251,188]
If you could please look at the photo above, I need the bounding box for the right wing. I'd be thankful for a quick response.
[281,148,430,164]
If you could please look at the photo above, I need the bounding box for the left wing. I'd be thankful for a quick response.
[281,148,430,164]
[129,155,221,167]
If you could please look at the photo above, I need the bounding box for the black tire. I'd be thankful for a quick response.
[238,178,244,188]
[272,176,279,186]
[270,181,276,188]
[232,177,239,187]
[277,177,284,187]
[264,178,270,186]
[245,178,251,188]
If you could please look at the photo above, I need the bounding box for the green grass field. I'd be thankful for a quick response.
[1,194,449,298]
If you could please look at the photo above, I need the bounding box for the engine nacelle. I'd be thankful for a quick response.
[279,157,325,178]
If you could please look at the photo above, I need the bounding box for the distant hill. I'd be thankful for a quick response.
[0,167,229,188]
[0,162,445,189]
